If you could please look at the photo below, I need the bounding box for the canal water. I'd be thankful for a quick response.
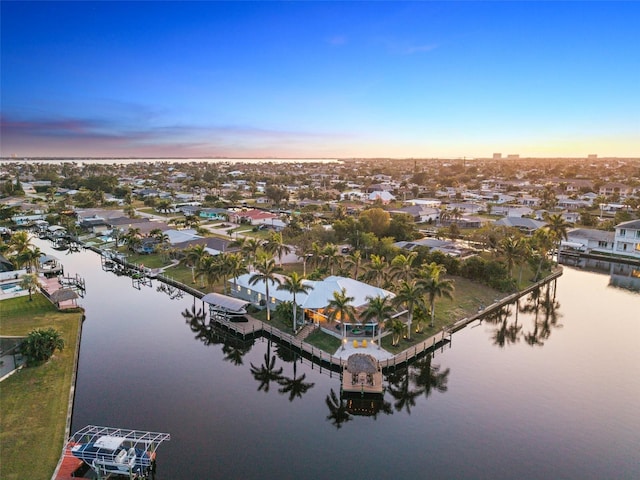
[38,241,639,480]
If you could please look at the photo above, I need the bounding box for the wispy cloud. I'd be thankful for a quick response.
[326,34,348,46]
[0,113,354,157]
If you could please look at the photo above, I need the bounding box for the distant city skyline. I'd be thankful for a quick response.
[1,1,639,158]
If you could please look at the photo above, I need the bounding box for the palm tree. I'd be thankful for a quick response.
[390,251,418,282]
[264,231,291,266]
[363,254,387,288]
[249,256,281,322]
[241,238,263,265]
[182,244,208,284]
[499,235,525,284]
[322,243,339,275]
[277,272,313,333]
[216,253,234,295]
[419,275,455,328]
[8,230,32,255]
[392,280,424,340]
[226,252,248,294]
[326,288,357,349]
[420,261,446,281]
[20,273,41,301]
[183,215,201,230]
[450,207,462,222]
[344,250,363,280]
[530,229,555,281]
[386,317,406,346]
[124,227,142,252]
[361,294,394,349]
[545,213,570,264]
[308,242,325,272]
[17,246,42,272]
[195,255,220,292]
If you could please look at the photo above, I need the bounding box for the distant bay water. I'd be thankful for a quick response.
[0,157,341,165]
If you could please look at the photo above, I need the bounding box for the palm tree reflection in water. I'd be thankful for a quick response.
[274,346,315,402]
[182,305,254,363]
[250,340,284,393]
[325,389,353,429]
[483,284,562,348]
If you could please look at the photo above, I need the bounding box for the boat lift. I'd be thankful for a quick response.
[60,425,170,480]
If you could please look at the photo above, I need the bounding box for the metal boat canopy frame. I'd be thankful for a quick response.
[63,425,170,469]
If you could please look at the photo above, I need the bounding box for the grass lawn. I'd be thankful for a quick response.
[305,329,342,353]
[434,276,503,325]
[125,252,171,269]
[0,294,83,480]
[298,275,507,356]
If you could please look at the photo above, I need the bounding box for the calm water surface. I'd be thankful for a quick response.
[39,241,639,480]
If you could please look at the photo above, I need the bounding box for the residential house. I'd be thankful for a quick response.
[228,209,278,225]
[198,208,228,221]
[173,236,236,256]
[394,238,463,256]
[494,217,547,236]
[405,198,441,208]
[491,206,534,218]
[565,228,615,254]
[599,183,633,198]
[368,191,395,204]
[445,202,483,214]
[388,205,439,223]
[230,274,394,326]
[614,219,640,259]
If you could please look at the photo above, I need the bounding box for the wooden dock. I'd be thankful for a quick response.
[53,443,85,480]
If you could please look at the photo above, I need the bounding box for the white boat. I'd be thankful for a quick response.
[71,435,152,475]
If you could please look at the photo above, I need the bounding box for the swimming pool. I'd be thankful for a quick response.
[0,282,24,293]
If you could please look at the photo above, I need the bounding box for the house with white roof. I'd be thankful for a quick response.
[229,274,395,326]
[492,206,534,218]
[368,191,395,204]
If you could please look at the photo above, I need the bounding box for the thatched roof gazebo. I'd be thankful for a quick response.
[49,288,79,309]
[343,353,383,394]
[346,353,378,374]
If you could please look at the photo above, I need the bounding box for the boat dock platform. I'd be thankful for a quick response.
[53,425,170,480]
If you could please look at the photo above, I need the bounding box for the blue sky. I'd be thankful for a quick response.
[1,1,639,158]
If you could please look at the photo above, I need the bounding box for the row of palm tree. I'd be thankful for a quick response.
[190,235,458,344]
[178,216,565,346]
[496,214,569,286]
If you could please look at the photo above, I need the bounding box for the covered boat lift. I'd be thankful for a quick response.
[58,425,170,480]
[201,292,250,320]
